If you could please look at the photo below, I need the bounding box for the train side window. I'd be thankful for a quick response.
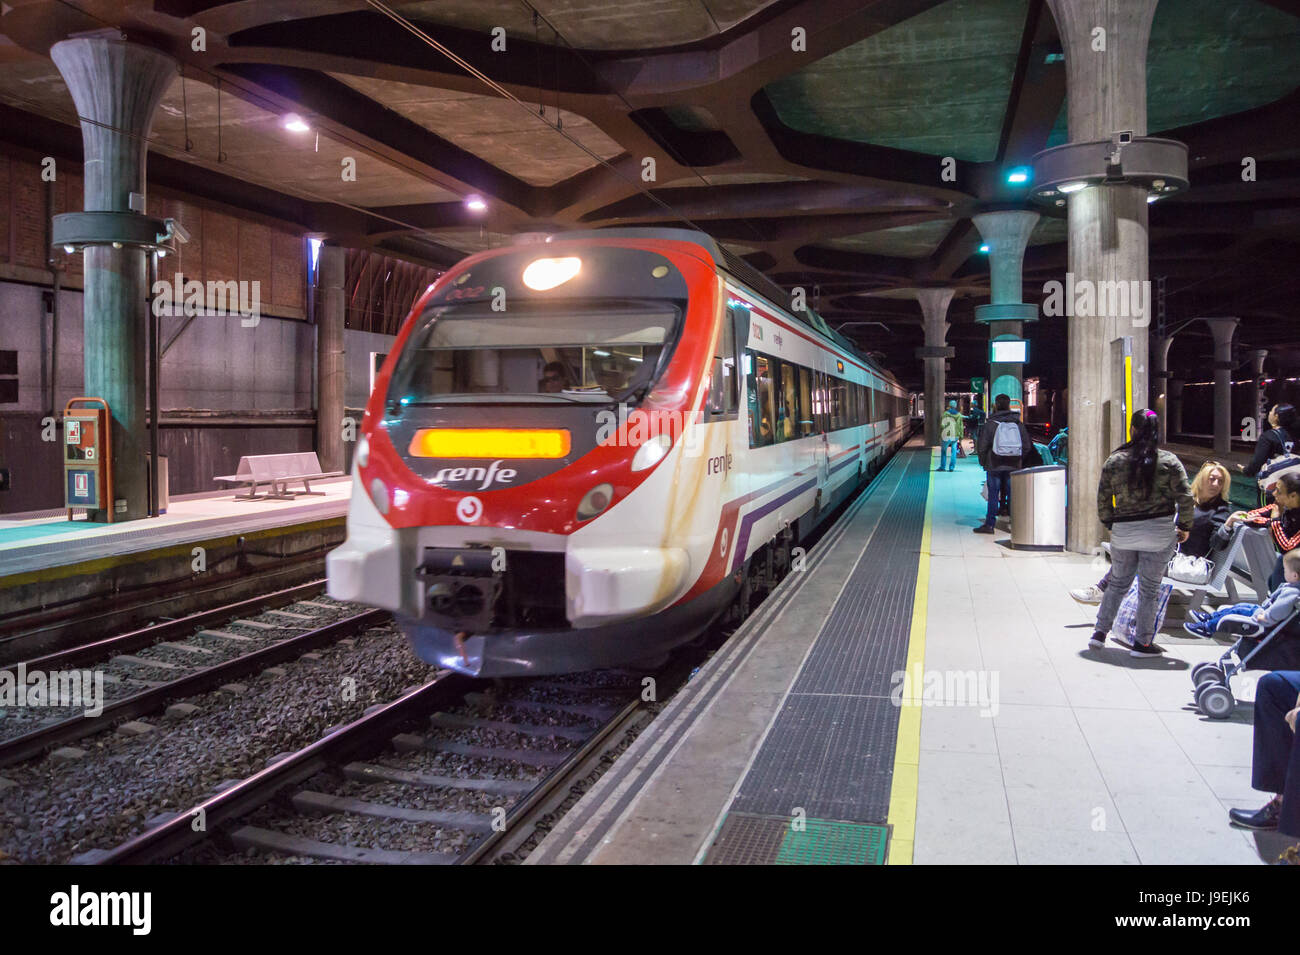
[747,351,776,447]
[777,360,799,442]
[798,366,814,437]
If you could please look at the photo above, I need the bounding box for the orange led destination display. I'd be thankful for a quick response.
[408,428,572,459]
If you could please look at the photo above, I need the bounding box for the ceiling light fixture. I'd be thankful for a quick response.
[465,195,488,213]
[283,114,310,133]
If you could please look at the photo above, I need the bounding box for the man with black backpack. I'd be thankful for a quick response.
[974,393,1033,535]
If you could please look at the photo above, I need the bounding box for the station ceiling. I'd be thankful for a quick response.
[1,0,1298,388]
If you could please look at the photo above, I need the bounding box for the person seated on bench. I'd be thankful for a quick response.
[1184,550,1300,637]
[1228,669,1300,855]
[1223,472,1300,592]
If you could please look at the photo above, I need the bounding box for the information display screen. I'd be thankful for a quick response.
[990,339,1028,363]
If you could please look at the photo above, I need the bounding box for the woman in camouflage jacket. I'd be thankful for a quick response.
[1089,410,1194,657]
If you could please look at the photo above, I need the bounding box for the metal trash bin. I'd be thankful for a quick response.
[147,452,169,514]
[1010,465,1065,550]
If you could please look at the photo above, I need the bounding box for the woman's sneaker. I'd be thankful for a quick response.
[1128,640,1165,658]
[1229,797,1281,830]
[1087,631,1107,650]
[1070,585,1105,605]
[1112,633,1165,655]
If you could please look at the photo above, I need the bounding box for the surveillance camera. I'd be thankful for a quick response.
[166,218,191,244]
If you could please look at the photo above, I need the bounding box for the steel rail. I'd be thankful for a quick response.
[92,673,475,865]
[0,608,390,768]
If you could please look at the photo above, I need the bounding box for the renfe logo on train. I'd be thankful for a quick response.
[431,459,517,490]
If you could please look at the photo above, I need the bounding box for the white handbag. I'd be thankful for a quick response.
[1167,546,1212,585]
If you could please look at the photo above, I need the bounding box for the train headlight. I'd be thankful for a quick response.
[576,483,613,521]
[355,435,370,468]
[631,433,672,472]
[522,256,581,291]
[369,477,390,515]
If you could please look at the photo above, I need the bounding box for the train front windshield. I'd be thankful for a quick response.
[387,300,680,406]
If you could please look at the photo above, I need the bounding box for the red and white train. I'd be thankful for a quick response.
[327,228,910,676]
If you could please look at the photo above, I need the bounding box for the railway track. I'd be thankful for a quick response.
[0,587,383,767]
[84,670,653,865]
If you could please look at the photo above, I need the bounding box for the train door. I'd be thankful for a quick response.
[813,370,830,488]
[728,303,754,499]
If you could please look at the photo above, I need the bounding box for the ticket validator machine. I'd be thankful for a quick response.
[63,397,114,522]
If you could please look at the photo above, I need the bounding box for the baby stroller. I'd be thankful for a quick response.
[1191,605,1300,719]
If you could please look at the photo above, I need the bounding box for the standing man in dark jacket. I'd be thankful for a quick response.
[965,396,987,446]
[974,394,1033,534]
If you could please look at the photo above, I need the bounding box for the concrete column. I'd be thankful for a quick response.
[50,37,175,521]
[1046,0,1159,553]
[317,244,346,473]
[1152,333,1173,443]
[1248,349,1268,439]
[971,210,1039,404]
[1168,378,1184,437]
[1203,317,1238,455]
[913,289,955,446]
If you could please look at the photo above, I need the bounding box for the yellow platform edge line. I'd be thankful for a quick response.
[886,447,936,865]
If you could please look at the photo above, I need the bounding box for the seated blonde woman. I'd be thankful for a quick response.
[1070,460,1234,605]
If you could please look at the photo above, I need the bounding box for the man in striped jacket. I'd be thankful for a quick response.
[1220,472,1300,590]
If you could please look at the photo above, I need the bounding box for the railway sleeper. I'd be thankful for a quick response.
[342,762,534,796]
[427,711,591,742]
[228,826,456,865]
[291,790,494,832]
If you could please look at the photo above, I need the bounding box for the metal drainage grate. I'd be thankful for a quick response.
[705,813,889,865]
[775,818,889,865]
[704,813,788,865]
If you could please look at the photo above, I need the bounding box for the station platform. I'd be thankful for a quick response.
[529,443,1278,866]
[0,480,351,658]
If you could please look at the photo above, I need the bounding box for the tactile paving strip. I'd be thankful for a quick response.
[720,449,931,833]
